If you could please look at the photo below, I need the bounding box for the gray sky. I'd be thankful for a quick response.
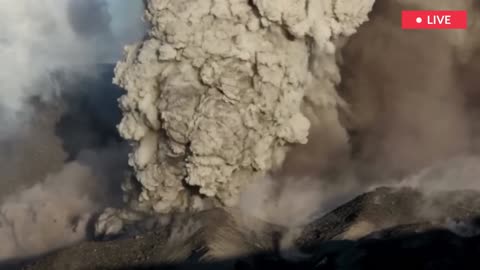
[107,0,146,50]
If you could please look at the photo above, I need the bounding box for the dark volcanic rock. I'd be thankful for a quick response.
[23,187,480,270]
[297,187,480,249]
[308,231,480,270]
[23,209,283,270]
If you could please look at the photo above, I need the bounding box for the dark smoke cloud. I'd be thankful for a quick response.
[54,65,124,160]
[258,0,480,231]
[67,0,112,39]
[275,0,480,182]
[339,0,480,182]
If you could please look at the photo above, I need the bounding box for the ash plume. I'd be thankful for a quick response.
[97,0,480,243]
[109,0,375,218]
[2,0,480,267]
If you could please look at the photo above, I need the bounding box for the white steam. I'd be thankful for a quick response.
[0,0,144,137]
[0,0,144,264]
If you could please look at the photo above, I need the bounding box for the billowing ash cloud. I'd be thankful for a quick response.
[96,0,480,241]
[105,0,375,218]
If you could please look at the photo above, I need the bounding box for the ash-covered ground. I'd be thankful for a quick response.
[1,0,480,269]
